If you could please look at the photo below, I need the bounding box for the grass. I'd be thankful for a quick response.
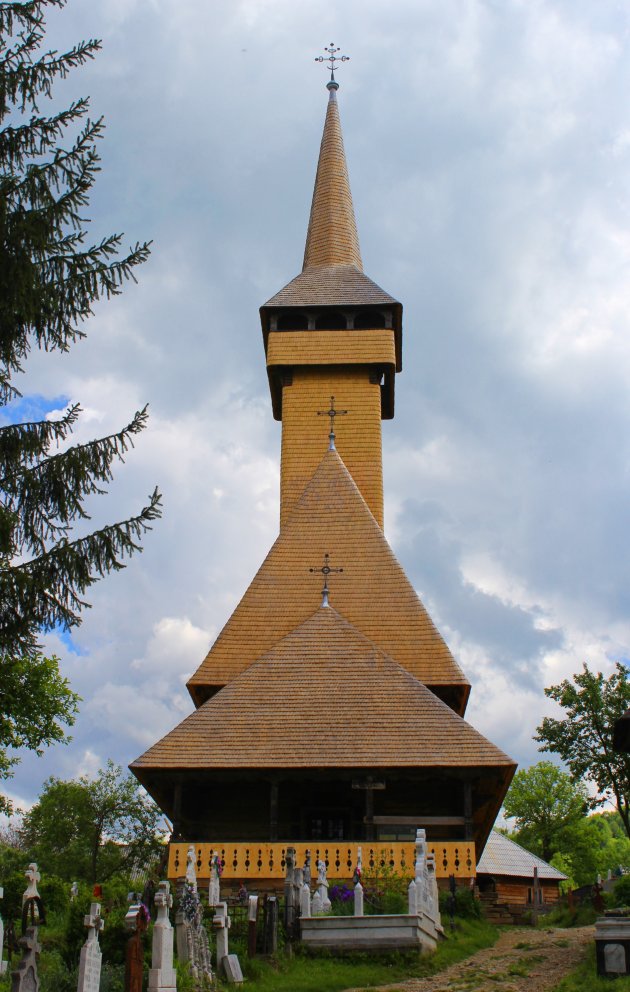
[552,942,630,991]
[217,918,499,992]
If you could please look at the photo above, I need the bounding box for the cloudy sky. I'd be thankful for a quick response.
[4,0,630,815]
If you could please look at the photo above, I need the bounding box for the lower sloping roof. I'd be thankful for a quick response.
[133,607,514,772]
[187,448,470,710]
[477,830,567,881]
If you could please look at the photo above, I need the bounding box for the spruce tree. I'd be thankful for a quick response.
[0,0,162,803]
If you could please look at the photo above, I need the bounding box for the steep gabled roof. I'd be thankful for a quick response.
[134,607,512,771]
[187,448,470,712]
[477,831,567,881]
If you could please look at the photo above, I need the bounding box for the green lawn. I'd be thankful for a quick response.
[218,918,499,992]
[552,943,630,992]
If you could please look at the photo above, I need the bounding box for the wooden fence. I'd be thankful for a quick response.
[168,840,476,881]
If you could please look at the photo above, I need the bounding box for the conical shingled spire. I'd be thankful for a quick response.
[302,87,363,271]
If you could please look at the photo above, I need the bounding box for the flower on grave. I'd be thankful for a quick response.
[353,864,362,885]
[330,884,353,903]
[211,853,223,877]
[138,903,151,926]
[181,883,201,925]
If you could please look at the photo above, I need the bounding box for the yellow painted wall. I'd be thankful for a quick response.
[280,366,383,528]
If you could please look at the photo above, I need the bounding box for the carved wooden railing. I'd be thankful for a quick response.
[168,840,476,881]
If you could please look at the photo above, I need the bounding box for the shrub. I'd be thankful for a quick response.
[614,875,630,907]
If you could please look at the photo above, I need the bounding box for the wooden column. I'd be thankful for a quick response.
[172,780,183,840]
[365,788,375,841]
[463,782,473,841]
[269,780,279,841]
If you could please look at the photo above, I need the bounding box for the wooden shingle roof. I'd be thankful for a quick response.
[187,448,470,712]
[133,607,513,771]
[302,86,362,271]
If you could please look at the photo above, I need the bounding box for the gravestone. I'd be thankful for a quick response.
[263,896,278,954]
[77,903,104,992]
[311,891,323,916]
[70,883,79,903]
[223,954,244,984]
[316,860,331,912]
[124,904,149,992]
[10,927,40,992]
[299,882,311,919]
[0,886,7,975]
[283,847,297,938]
[247,896,258,958]
[21,865,44,931]
[208,851,221,908]
[148,881,176,992]
[353,882,364,917]
[177,858,213,988]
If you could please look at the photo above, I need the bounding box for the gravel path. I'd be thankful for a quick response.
[344,925,594,992]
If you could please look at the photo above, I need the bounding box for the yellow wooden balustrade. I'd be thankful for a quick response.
[168,840,476,882]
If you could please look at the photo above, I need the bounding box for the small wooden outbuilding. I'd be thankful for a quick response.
[476,831,567,924]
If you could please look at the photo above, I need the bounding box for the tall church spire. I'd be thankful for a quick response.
[302,82,363,271]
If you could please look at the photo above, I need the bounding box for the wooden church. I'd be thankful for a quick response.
[131,58,516,884]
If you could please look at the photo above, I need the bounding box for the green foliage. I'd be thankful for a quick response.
[503,761,589,862]
[0,0,161,809]
[0,654,80,813]
[439,884,481,919]
[360,856,410,914]
[20,760,164,883]
[536,662,630,837]
[614,875,630,906]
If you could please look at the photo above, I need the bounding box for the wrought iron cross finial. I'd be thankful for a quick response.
[315,43,350,85]
[317,395,348,450]
[310,552,343,608]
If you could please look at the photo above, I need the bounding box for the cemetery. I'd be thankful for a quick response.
[2,5,630,992]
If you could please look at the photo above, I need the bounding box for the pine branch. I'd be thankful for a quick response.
[0,400,79,476]
[0,99,90,170]
[0,486,162,658]
[2,406,151,554]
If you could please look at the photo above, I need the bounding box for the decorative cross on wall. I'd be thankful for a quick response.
[317,396,348,450]
[314,43,350,83]
[309,552,343,607]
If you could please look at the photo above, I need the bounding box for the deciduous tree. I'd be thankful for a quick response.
[20,761,163,883]
[536,663,630,839]
[502,760,589,862]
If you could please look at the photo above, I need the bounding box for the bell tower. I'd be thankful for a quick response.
[260,63,402,529]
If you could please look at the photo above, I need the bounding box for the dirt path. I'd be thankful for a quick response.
[344,925,594,992]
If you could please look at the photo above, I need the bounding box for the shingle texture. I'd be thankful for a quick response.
[134,608,513,770]
[187,448,469,700]
[266,329,396,368]
[302,89,362,271]
[263,264,398,310]
[477,831,567,881]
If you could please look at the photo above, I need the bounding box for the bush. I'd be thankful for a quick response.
[614,875,630,906]
[439,885,481,920]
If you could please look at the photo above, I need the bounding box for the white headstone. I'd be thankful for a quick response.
[213,901,231,966]
[311,890,323,916]
[223,953,244,984]
[148,881,176,992]
[299,882,311,918]
[354,881,364,917]
[208,850,221,907]
[316,859,331,911]
[185,846,197,891]
[0,886,6,975]
[408,878,418,915]
[77,903,104,992]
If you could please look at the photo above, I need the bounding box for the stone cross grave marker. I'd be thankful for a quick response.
[185,846,197,891]
[77,902,104,992]
[316,859,331,911]
[148,881,176,992]
[10,926,40,992]
[353,846,364,916]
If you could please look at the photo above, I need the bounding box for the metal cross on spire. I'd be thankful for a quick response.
[309,552,343,608]
[317,395,348,450]
[315,43,350,87]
